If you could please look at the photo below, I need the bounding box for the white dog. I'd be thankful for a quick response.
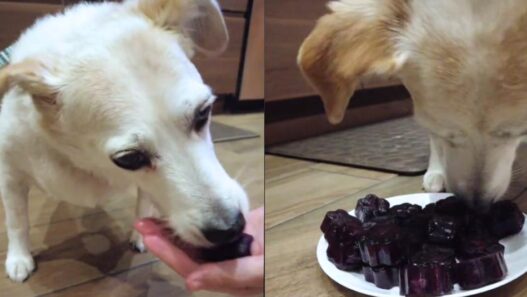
[0,0,249,282]
[298,0,527,207]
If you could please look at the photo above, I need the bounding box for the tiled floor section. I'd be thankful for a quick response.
[0,113,263,297]
[265,155,527,297]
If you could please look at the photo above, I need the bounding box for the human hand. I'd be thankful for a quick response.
[134,207,264,296]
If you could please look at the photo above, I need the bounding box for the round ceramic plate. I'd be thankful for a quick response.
[316,193,527,297]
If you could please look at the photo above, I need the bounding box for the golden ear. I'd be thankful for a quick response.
[298,1,408,124]
[0,59,60,104]
[130,0,229,55]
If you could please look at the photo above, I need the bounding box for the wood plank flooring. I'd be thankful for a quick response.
[265,154,527,297]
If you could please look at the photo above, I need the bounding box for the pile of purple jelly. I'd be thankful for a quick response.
[321,194,525,296]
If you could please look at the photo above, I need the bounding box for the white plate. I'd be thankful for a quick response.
[316,193,527,297]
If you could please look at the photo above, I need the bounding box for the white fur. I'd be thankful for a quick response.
[328,0,385,21]
[0,0,248,282]
[302,0,527,206]
[396,0,527,205]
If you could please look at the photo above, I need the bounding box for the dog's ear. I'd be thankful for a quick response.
[129,0,229,55]
[298,0,409,124]
[0,59,60,105]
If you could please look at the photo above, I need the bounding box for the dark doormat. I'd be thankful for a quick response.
[266,117,429,175]
[211,122,259,143]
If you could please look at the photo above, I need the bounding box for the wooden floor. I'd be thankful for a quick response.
[0,113,263,297]
[265,155,527,297]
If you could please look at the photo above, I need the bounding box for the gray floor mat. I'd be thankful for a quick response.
[211,122,259,143]
[266,117,429,175]
[266,116,527,198]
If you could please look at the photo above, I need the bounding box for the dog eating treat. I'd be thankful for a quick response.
[167,229,254,263]
[299,0,527,207]
[199,233,254,262]
[0,0,249,282]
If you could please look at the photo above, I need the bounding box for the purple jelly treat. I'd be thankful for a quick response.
[327,240,362,271]
[400,248,455,296]
[321,209,349,234]
[428,215,460,246]
[320,209,363,244]
[423,203,436,215]
[389,203,423,225]
[356,194,390,222]
[200,233,253,262]
[434,196,468,216]
[398,213,431,257]
[359,221,403,267]
[405,212,431,234]
[457,238,503,259]
[362,266,399,289]
[488,200,525,239]
[461,212,494,240]
[456,243,507,290]
[362,214,397,228]
[421,243,456,256]
[400,227,428,258]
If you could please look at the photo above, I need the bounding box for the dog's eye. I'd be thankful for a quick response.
[194,105,212,132]
[111,150,151,171]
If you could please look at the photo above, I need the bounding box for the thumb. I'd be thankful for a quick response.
[186,255,264,295]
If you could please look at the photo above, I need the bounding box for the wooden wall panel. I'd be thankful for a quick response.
[219,0,247,12]
[0,2,62,49]
[194,17,245,95]
[63,0,248,12]
[265,19,315,101]
[0,0,63,4]
[239,0,264,100]
[265,0,401,102]
[0,2,245,95]
[265,0,327,102]
[266,0,328,20]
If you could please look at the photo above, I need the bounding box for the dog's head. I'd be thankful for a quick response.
[298,0,527,206]
[0,0,248,247]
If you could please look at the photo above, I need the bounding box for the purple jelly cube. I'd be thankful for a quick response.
[389,203,423,225]
[428,215,460,246]
[320,209,363,244]
[362,265,399,289]
[423,203,436,215]
[456,244,507,290]
[359,221,403,267]
[488,200,525,239]
[327,240,362,271]
[355,194,390,222]
[456,237,502,259]
[461,212,494,240]
[434,196,468,216]
[399,248,455,296]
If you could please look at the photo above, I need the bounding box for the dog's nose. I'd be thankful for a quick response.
[203,212,246,245]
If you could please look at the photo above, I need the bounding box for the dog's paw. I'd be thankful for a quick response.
[5,253,35,282]
[423,171,446,193]
[129,231,147,253]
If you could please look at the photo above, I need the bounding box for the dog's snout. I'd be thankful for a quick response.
[447,180,496,210]
[203,212,245,245]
